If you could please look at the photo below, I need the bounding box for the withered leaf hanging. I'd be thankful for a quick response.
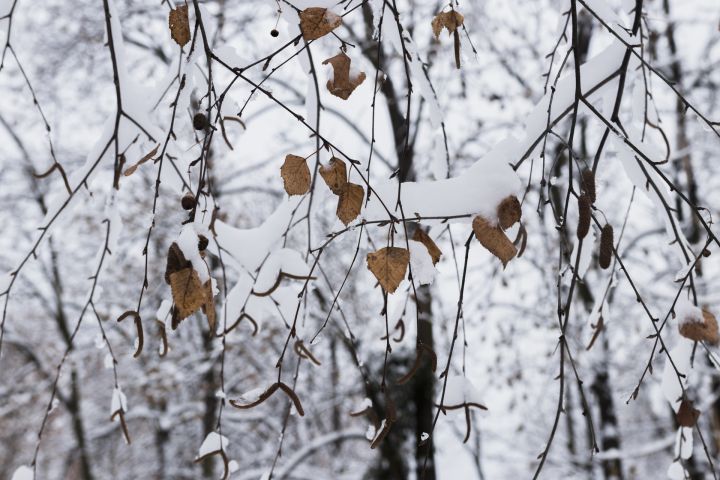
[677,399,700,427]
[319,157,348,194]
[367,247,410,294]
[431,10,464,38]
[431,10,464,68]
[336,182,364,225]
[496,195,522,231]
[299,7,342,41]
[322,51,366,100]
[412,228,442,265]
[678,309,719,344]
[168,5,191,47]
[280,154,311,196]
[169,268,206,323]
[472,216,516,267]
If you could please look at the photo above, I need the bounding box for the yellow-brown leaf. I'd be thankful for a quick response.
[299,8,342,41]
[169,268,206,322]
[169,5,191,47]
[679,309,719,344]
[412,228,442,265]
[322,52,366,100]
[472,216,516,267]
[336,182,364,225]
[367,247,409,294]
[496,196,521,230]
[431,11,464,39]
[280,154,311,196]
[319,157,347,194]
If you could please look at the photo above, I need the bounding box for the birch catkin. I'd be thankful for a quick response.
[577,194,591,240]
[581,168,596,203]
[599,224,614,269]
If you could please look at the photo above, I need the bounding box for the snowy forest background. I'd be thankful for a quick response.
[0,0,719,479]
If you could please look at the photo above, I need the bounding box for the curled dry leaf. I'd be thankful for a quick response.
[367,247,410,294]
[322,52,366,100]
[165,242,191,284]
[472,216,516,267]
[169,268,206,324]
[299,7,342,41]
[336,182,364,225]
[319,157,347,194]
[412,228,442,265]
[679,309,719,344]
[168,5,191,47]
[677,399,700,427]
[431,10,464,39]
[280,154,311,196]
[496,195,522,230]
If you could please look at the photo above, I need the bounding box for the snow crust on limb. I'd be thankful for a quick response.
[198,431,229,457]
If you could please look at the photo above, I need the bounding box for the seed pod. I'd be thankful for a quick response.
[181,192,196,210]
[581,168,596,203]
[270,29,279,37]
[577,194,591,240]
[193,113,208,131]
[599,224,614,269]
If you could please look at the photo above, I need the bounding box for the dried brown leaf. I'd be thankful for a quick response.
[496,195,522,230]
[319,157,347,194]
[472,216,516,267]
[299,7,342,41]
[336,182,364,225]
[169,268,206,323]
[169,5,190,47]
[165,242,191,284]
[679,309,719,344]
[412,228,442,265]
[677,399,700,427]
[367,247,410,294]
[322,52,366,100]
[280,154,311,196]
[431,10,464,39]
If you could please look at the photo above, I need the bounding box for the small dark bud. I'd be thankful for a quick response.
[270,29,279,37]
[193,113,207,131]
[181,192,196,210]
